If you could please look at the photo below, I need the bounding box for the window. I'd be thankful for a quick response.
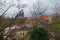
[23,33,24,36]
[20,33,22,35]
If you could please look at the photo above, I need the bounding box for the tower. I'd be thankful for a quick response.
[19,9,24,17]
[18,9,24,18]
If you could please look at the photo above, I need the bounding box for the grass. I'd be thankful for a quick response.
[52,24,60,29]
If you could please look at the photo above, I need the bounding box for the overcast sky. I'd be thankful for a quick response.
[0,0,60,17]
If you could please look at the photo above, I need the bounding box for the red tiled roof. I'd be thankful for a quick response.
[25,15,49,24]
[37,15,49,22]
[51,13,60,16]
[25,18,36,24]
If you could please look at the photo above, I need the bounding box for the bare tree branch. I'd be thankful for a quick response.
[30,1,48,28]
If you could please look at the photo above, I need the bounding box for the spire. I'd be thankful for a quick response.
[19,9,24,17]
[17,9,24,18]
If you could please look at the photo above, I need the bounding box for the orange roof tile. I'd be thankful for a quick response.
[51,13,60,16]
[37,15,49,22]
[25,18,36,24]
[25,15,49,24]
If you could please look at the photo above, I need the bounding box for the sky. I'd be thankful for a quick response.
[0,0,60,17]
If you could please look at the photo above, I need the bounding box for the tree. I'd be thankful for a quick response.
[4,9,25,40]
[0,33,4,40]
[30,1,47,18]
[51,0,60,34]
[52,0,60,24]
[53,0,60,14]
[0,0,27,40]
[29,27,50,40]
[19,36,27,40]
[12,38,16,40]
[30,0,48,28]
[51,16,60,33]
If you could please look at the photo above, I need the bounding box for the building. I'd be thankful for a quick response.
[18,9,24,18]
[37,15,51,23]
[51,13,60,23]
[14,30,28,38]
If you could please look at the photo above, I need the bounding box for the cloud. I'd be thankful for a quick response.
[0,0,60,17]
[5,6,18,17]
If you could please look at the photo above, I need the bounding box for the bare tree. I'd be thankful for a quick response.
[52,0,60,24]
[53,0,60,14]
[0,0,27,40]
[31,1,48,18]
[50,0,60,35]
[30,1,48,28]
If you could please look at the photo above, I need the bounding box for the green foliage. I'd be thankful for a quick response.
[13,18,21,24]
[12,38,16,40]
[52,16,60,24]
[50,24,60,33]
[19,36,27,40]
[29,27,50,40]
[51,16,60,32]
[0,33,4,40]
[52,24,60,29]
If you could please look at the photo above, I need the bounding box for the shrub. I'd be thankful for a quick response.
[29,27,50,40]
[0,33,4,40]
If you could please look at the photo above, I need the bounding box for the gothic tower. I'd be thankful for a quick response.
[18,9,24,18]
[20,9,24,17]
